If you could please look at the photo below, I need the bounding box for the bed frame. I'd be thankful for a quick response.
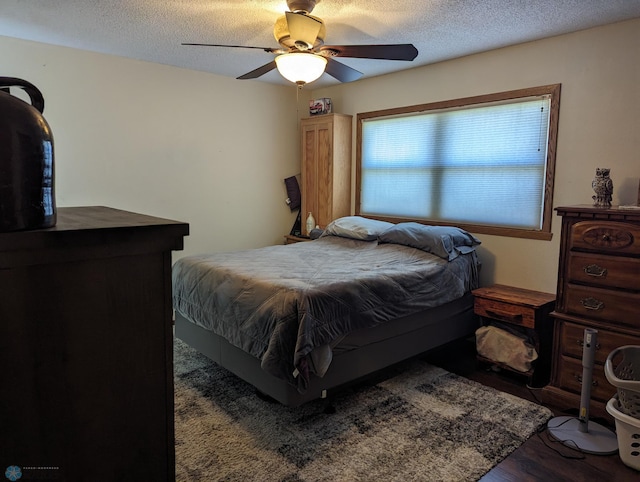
[175,292,478,407]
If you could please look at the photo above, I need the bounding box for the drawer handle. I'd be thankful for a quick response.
[583,264,607,278]
[580,297,604,311]
[485,309,523,324]
[574,374,598,387]
[577,339,601,350]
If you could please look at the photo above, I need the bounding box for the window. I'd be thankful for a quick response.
[356,84,561,240]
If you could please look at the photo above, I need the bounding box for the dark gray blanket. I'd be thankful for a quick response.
[172,236,479,390]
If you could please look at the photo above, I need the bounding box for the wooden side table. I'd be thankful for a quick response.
[284,234,311,244]
[472,284,556,387]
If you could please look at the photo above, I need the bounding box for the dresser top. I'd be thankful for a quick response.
[0,206,189,256]
[556,204,640,221]
[53,206,188,231]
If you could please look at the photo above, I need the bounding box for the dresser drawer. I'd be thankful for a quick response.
[559,321,638,365]
[571,221,640,255]
[565,284,640,328]
[568,252,640,291]
[474,297,536,329]
[556,355,616,403]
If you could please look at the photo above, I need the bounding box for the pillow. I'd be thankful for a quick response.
[378,222,481,260]
[320,216,395,241]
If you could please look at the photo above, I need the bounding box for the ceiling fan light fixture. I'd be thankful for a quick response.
[275,52,327,84]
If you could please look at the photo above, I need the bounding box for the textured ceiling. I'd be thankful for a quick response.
[1,0,640,88]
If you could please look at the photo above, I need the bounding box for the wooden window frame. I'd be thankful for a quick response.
[355,84,561,240]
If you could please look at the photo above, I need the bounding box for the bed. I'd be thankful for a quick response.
[172,216,482,407]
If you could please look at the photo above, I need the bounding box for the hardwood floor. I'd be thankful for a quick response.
[422,338,639,482]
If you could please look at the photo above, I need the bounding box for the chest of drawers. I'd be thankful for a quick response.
[541,205,640,420]
[0,207,188,480]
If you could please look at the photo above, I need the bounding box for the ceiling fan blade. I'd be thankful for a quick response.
[320,44,418,61]
[285,11,322,48]
[182,43,282,54]
[236,60,278,80]
[325,58,363,83]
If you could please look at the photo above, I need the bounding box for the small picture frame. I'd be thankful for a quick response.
[309,98,332,116]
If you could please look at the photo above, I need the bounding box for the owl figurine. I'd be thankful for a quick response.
[592,168,613,208]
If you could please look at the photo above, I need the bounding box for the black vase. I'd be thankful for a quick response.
[0,77,56,231]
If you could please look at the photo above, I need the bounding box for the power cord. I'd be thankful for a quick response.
[525,384,545,405]
[540,416,587,459]
[524,386,597,460]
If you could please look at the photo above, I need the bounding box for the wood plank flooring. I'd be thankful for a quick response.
[422,338,639,482]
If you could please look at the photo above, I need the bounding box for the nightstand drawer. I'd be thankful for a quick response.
[474,297,536,329]
[559,321,637,365]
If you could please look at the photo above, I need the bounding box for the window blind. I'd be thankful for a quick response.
[360,96,551,230]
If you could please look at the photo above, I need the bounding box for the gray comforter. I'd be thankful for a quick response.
[172,236,479,390]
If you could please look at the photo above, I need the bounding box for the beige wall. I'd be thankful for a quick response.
[2,18,638,294]
[309,18,640,293]
[1,35,301,258]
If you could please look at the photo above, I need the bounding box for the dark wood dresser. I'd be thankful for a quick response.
[542,205,640,419]
[0,206,188,481]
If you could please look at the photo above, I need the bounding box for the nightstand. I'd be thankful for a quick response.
[472,284,556,387]
[284,234,311,244]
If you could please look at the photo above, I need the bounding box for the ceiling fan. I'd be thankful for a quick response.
[182,0,418,85]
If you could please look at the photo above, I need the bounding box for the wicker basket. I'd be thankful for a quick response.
[605,346,640,419]
[606,397,640,471]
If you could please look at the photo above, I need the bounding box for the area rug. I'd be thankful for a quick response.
[174,338,552,481]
